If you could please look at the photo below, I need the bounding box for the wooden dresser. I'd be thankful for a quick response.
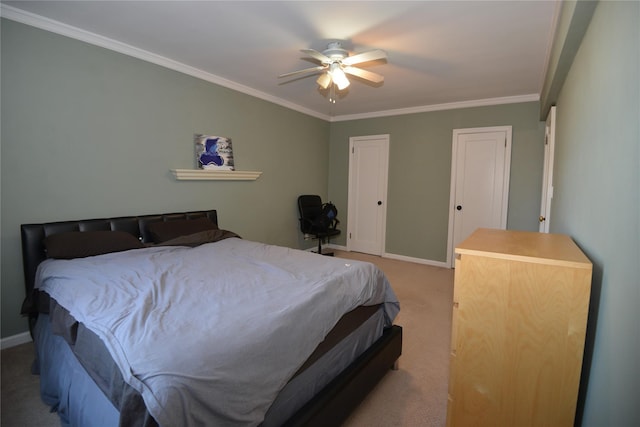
[446,228,592,427]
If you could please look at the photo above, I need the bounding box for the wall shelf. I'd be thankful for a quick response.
[171,169,262,181]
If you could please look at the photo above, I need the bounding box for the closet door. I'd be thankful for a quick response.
[447,126,512,267]
[347,134,389,255]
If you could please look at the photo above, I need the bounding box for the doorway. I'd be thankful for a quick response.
[446,126,512,267]
[347,134,389,255]
[539,106,556,233]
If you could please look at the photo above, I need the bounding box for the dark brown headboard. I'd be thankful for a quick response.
[20,210,218,327]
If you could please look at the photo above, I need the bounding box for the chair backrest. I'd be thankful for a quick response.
[297,195,323,234]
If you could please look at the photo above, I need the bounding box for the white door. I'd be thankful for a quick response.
[539,106,556,233]
[447,127,512,266]
[347,135,389,255]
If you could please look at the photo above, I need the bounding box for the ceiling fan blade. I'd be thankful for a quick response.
[278,65,326,78]
[341,49,387,66]
[300,48,332,64]
[343,66,384,84]
[316,73,331,89]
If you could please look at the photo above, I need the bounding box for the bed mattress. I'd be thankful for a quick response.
[34,304,386,426]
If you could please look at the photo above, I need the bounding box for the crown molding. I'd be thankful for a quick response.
[330,94,541,122]
[0,4,330,122]
[2,4,541,124]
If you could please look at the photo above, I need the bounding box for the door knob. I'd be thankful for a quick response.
[456,205,462,211]
[539,216,546,222]
[377,201,382,206]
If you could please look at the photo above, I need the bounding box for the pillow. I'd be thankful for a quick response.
[155,229,240,247]
[147,217,218,243]
[45,230,144,259]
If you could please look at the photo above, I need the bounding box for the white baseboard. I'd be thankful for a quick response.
[326,244,347,251]
[382,252,450,268]
[1,331,32,350]
[327,244,450,268]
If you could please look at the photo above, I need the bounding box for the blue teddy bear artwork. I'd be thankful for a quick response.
[195,134,235,170]
[201,138,223,166]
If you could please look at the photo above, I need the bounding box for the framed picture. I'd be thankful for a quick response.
[194,134,235,170]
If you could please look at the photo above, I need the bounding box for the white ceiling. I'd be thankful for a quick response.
[2,1,559,120]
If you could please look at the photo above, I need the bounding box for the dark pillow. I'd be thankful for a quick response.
[156,229,241,247]
[45,230,144,259]
[147,217,218,243]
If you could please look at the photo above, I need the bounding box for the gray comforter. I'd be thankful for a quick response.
[35,237,399,426]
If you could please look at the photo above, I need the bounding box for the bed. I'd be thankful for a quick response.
[20,209,403,427]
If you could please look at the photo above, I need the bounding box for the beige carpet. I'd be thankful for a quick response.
[339,251,453,427]
[0,251,454,427]
[1,340,57,426]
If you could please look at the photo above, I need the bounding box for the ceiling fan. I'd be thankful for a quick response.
[279,42,386,103]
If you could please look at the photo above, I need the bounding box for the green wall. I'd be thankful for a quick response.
[549,1,639,425]
[329,102,545,261]
[1,20,330,337]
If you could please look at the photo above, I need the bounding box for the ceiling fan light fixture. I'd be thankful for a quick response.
[316,73,331,90]
[329,63,350,90]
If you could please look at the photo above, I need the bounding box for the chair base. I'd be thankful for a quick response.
[313,250,334,257]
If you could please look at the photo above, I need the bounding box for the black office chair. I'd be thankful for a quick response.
[297,195,340,256]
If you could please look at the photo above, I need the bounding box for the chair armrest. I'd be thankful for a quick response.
[300,217,316,234]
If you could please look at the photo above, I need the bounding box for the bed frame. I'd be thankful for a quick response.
[20,209,402,426]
